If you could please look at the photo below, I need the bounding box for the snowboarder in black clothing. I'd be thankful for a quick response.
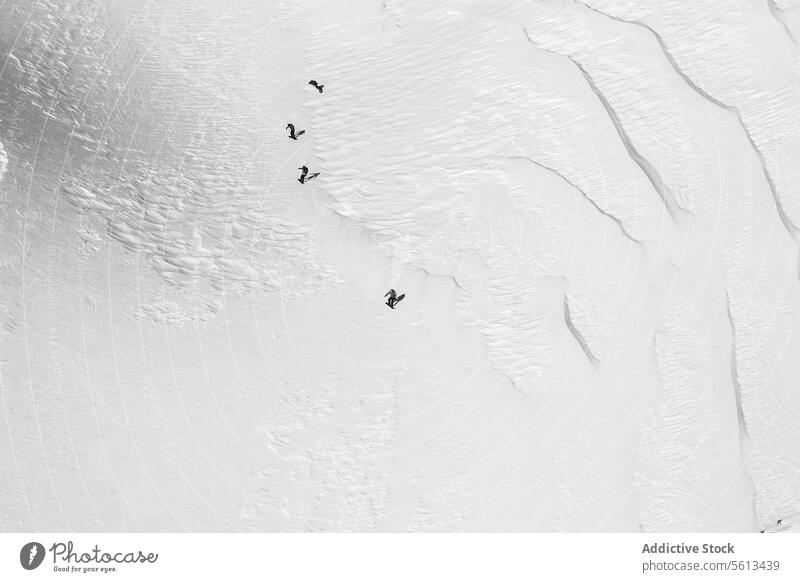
[286,123,305,140]
[385,289,405,309]
[297,165,320,183]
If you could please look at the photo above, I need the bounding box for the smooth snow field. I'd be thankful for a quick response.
[1,0,800,532]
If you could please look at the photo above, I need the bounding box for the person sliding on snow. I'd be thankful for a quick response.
[384,289,405,309]
[286,123,305,140]
[297,165,319,183]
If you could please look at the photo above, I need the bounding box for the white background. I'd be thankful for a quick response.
[1,533,798,581]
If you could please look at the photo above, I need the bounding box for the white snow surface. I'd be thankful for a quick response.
[0,0,799,531]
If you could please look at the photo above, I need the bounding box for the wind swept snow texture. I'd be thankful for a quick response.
[0,142,6,184]
[0,0,799,532]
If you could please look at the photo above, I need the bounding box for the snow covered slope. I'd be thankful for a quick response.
[0,0,798,531]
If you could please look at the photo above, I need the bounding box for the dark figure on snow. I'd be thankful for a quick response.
[286,123,305,140]
[385,289,405,309]
[297,165,320,184]
[309,80,324,93]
